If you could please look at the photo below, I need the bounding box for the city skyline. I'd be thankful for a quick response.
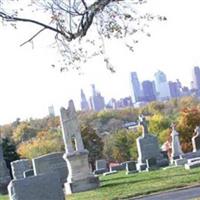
[0,0,200,124]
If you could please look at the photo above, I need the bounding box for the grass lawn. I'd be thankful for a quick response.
[1,167,200,200]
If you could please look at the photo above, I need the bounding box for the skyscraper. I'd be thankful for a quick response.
[89,84,105,112]
[130,72,143,103]
[168,81,180,98]
[154,70,171,100]
[80,89,89,111]
[192,66,200,90]
[142,80,156,102]
[48,105,55,117]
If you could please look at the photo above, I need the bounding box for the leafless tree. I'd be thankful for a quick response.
[0,0,166,71]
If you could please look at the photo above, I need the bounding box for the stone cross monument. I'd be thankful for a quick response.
[138,115,148,136]
[136,115,168,171]
[192,126,200,152]
[0,143,11,194]
[60,100,99,194]
[171,123,183,159]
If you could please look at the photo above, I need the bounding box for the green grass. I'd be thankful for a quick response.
[2,167,200,200]
[0,196,8,200]
[68,167,200,200]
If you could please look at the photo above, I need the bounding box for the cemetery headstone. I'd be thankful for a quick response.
[192,126,200,152]
[8,172,65,200]
[32,152,68,185]
[136,116,168,171]
[171,123,183,160]
[126,161,137,174]
[60,100,99,194]
[0,144,11,194]
[146,157,157,171]
[11,159,32,180]
[94,159,108,174]
[23,169,34,178]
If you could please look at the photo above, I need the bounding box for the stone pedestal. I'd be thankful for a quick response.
[63,150,99,194]
[171,124,183,160]
[60,100,100,194]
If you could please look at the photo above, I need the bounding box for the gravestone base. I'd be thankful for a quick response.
[137,163,147,171]
[64,150,99,194]
[65,176,99,194]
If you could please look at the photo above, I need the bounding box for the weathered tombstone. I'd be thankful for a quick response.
[136,116,168,171]
[23,169,34,178]
[94,159,108,174]
[192,126,200,152]
[146,158,157,171]
[60,100,99,194]
[32,152,68,185]
[171,124,183,160]
[8,172,65,200]
[0,144,11,194]
[11,159,32,180]
[96,159,107,170]
[126,161,137,174]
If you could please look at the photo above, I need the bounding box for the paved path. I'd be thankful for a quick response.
[132,186,200,200]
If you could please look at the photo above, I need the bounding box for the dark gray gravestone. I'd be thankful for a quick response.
[23,169,34,178]
[146,157,157,171]
[126,161,137,174]
[8,172,65,200]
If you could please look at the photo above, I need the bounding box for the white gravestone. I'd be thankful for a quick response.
[60,100,99,194]
[171,124,183,160]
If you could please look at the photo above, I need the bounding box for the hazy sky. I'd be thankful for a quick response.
[0,0,199,124]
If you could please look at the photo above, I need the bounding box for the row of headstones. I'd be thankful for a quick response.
[8,152,67,200]
[94,157,164,176]
[167,125,200,170]
[6,100,100,200]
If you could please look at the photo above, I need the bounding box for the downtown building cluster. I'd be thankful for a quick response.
[79,66,200,112]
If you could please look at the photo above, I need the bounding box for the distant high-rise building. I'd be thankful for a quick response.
[80,89,89,111]
[192,66,200,90]
[154,70,171,100]
[130,72,143,103]
[168,81,180,98]
[48,105,55,117]
[142,80,156,102]
[89,84,105,112]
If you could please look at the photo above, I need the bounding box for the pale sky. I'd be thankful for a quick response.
[0,0,199,124]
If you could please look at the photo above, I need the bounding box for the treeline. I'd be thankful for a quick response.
[1,96,200,168]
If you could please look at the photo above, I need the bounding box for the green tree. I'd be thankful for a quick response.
[177,107,200,152]
[81,124,104,171]
[2,137,20,174]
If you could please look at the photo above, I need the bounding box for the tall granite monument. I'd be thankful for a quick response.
[0,143,11,194]
[171,123,183,160]
[60,100,99,194]
[136,116,168,171]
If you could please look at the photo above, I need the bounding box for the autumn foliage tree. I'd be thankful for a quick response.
[177,107,200,152]
[81,124,104,171]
